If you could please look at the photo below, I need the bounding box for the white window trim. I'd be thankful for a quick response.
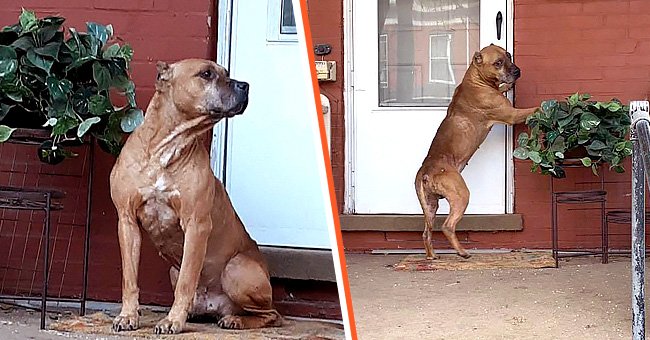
[428,33,455,85]
[267,0,298,42]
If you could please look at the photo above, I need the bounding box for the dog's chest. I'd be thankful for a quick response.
[136,175,183,261]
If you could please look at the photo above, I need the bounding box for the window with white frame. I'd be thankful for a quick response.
[379,34,388,89]
[428,33,455,85]
[267,0,297,42]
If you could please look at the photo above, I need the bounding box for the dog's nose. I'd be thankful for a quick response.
[512,67,521,78]
[235,81,249,92]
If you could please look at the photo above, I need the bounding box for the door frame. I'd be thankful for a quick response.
[343,0,515,214]
[211,0,234,184]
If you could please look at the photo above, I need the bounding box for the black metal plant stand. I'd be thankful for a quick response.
[0,129,93,329]
[550,160,607,268]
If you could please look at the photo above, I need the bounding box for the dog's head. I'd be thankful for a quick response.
[155,59,249,120]
[472,44,520,91]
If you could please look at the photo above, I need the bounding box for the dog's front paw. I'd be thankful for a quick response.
[218,315,244,329]
[154,317,184,334]
[112,314,139,332]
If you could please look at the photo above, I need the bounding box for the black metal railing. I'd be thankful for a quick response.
[630,100,650,340]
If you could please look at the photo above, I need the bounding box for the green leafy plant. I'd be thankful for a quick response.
[0,9,143,163]
[514,93,632,178]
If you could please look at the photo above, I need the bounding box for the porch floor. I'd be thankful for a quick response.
[348,253,641,339]
[0,303,344,340]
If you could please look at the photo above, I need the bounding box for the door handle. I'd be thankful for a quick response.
[496,11,503,40]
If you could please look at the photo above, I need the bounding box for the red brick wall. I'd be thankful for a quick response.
[307,0,346,212]
[318,0,650,251]
[511,0,650,250]
[0,0,217,305]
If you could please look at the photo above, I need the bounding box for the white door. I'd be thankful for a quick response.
[349,0,512,214]
[211,0,332,249]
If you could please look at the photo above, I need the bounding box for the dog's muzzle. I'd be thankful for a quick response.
[511,65,521,80]
[499,65,521,89]
[229,80,249,116]
[209,80,249,118]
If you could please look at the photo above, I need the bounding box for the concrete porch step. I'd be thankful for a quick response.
[340,214,523,232]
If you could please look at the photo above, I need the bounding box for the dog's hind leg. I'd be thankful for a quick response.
[169,267,243,320]
[218,253,282,329]
[415,173,440,260]
[439,171,471,258]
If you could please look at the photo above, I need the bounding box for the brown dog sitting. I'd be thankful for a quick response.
[110,59,281,334]
[415,44,538,259]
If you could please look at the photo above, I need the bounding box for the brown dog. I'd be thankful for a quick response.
[415,45,538,259]
[109,59,281,334]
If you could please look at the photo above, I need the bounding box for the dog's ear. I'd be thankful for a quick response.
[473,52,483,65]
[156,61,173,90]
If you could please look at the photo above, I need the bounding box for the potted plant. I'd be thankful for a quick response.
[514,93,632,178]
[0,9,143,164]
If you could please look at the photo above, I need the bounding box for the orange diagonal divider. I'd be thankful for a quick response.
[295,0,358,339]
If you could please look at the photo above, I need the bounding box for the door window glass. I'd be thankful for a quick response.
[281,0,296,34]
[378,0,480,107]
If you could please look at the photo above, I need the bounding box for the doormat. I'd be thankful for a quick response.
[393,251,556,271]
[49,309,344,340]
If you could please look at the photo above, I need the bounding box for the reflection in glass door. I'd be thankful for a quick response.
[378,0,480,107]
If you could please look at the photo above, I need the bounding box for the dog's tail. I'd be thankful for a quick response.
[242,306,281,316]
[242,306,283,326]
[415,173,429,209]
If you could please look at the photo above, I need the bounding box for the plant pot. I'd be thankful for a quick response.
[9,128,51,142]
[562,147,589,160]
[560,147,600,165]
[6,128,82,165]
[1,110,47,130]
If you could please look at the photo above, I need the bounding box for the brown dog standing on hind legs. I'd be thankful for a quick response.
[110,59,281,334]
[415,44,538,260]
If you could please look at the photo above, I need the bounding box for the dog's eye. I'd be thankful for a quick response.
[494,60,504,67]
[199,70,215,80]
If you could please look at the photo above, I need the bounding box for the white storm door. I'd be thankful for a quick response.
[350,0,512,214]
[212,0,331,248]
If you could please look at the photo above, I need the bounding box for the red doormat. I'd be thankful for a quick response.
[393,251,556,271]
